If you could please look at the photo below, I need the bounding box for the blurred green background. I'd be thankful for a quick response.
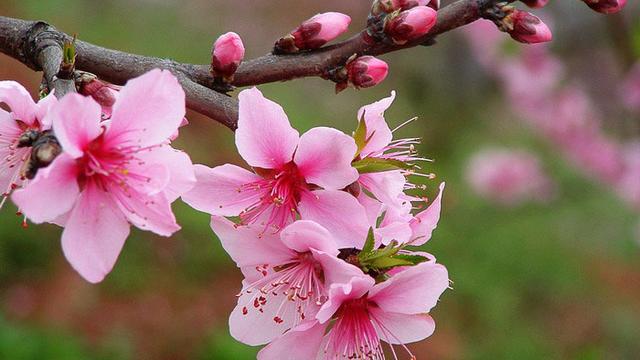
[1,1,640,359]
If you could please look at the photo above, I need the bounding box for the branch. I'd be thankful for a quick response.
[0,0,490,130]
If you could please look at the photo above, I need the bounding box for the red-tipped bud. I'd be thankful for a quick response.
[504,10,552,44]
[211,32,245,81]
[520,0,549,8]
[76,74,118,118]
[275,12,351,53]
[346,56,389,89]
[581,0,626,14]
[391,0,430,10]
[384,6,437,44]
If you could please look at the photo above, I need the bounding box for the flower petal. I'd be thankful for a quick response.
[0,81,37,125]
[35,93,58,129]
[280,220,339,255]
[359,171,406,208]
[210,216,292,268]
[409,182,445,245]
[236,87,299,169]
[370,309,436,345]
[51,94,103,158]
[61,184,130,283]
[316,275,375,324]
[357,91,396,157]
[182,164,264,216]
[298,190,369,248]
[294,127,358,190]
[257,321,325,360]
[369,261,449,314]
[110,186,179,236]
[107,69,185,147]
[12,153,80,223]
[311,249,368,288]
[136,145,195,202]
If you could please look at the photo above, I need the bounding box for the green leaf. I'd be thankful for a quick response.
[352,114,369,159]
[352,157,417,174]
[370,256,414,269]
[358,228,376,262]
[393,254,429,265]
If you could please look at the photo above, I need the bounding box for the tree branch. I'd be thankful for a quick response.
[0,0,492,131]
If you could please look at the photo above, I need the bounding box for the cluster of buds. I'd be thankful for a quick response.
[211,32,245,82]
[369,0,438,44]
[581,0,626,14]
[494,5,552,44]
[333,55,389,92]
[274,12,351,54]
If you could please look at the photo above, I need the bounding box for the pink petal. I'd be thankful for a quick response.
[298,190,369,248]
[236,88,299,169]
[357,192,384,226]
[51,94,103,158]
[136,145,195,202]
[182,164,264,216]
[61,184,130,283]
[294,127,359,190]
[357,91,396,157]
[110,186,179,236]
[107,69,185,147]
[409,182,445,245]
[210,216,293,268]
[12,153,80,223]
[0,81,37,125]
[280,220,339,255]
[370,309,436,345]
[257,321,325,360]
[359,171,406,208]
[316,275,375,324]
[311,249,369,288]
[35,93,58,129]
[369,261,449,314]
[376,220,412,246]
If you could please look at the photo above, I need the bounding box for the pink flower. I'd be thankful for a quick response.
[521,0,549,8]
[275,12,351,53]
[258,260,449,360]
[505,10,552,44]
[615,142,640,210]
[582,0,626,14]
[211,217,366,345]
[12,69,196,283]
[346,56,389,89]
[0,81,57,210]
[182,87,369,242]
[211,32,245,80]
[466,148,555,206]
[384,6,438,44]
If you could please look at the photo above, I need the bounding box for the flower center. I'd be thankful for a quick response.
[325,297,384,360]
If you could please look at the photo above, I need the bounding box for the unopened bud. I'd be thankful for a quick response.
[581,0,626,14]
[211,32,245,81]
[384,6,437,44]
[391,0,430,10]
[520,0,549,8]
[503,10,552,44]
[346,56,389,89]
[274,12,351,54]
[77,74,118,118]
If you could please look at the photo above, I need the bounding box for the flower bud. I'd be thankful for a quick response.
[581,0,626,14]
[346,56,389,89]
[384,6,437,44]
[211,32,245,81]
[520,0,549,8]
[503,10,552,44]
[274,12,351,54]
[76,73,118,118]
[390,0,430,10]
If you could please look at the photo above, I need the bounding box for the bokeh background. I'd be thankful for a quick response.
[1,1,640,359]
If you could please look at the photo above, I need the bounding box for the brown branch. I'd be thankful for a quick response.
[0,0,491,131]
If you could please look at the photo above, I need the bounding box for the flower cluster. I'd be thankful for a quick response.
[183,88,450,358]
[2,70,195,283]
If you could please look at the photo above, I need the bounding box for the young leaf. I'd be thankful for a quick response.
[352,157,417,174]
[370,256,414,269]
[352,113,369,159]
[393,254,429,265]
[359,228,376,261]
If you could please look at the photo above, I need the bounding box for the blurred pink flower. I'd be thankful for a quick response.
[12,69,196,283]
[0,81,57,209]
[384,6,437,44]
[183,87,369,241]
[211,217,366,346]
[616,142,640,210]
[466,148,556,205]
[621,62,640,112]
[258,260,449,360]
[211,32,245,80]
[346,56,389,89]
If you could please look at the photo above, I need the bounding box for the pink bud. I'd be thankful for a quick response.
[582,0,626,14]
[211,32,245,80]
[505,10,552,44]
[77,75,118,118]
[520,0,549,8]
[390,0,430,10]
[384,6,437,44]
[347,56,389,89]
[275,12,351,53]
